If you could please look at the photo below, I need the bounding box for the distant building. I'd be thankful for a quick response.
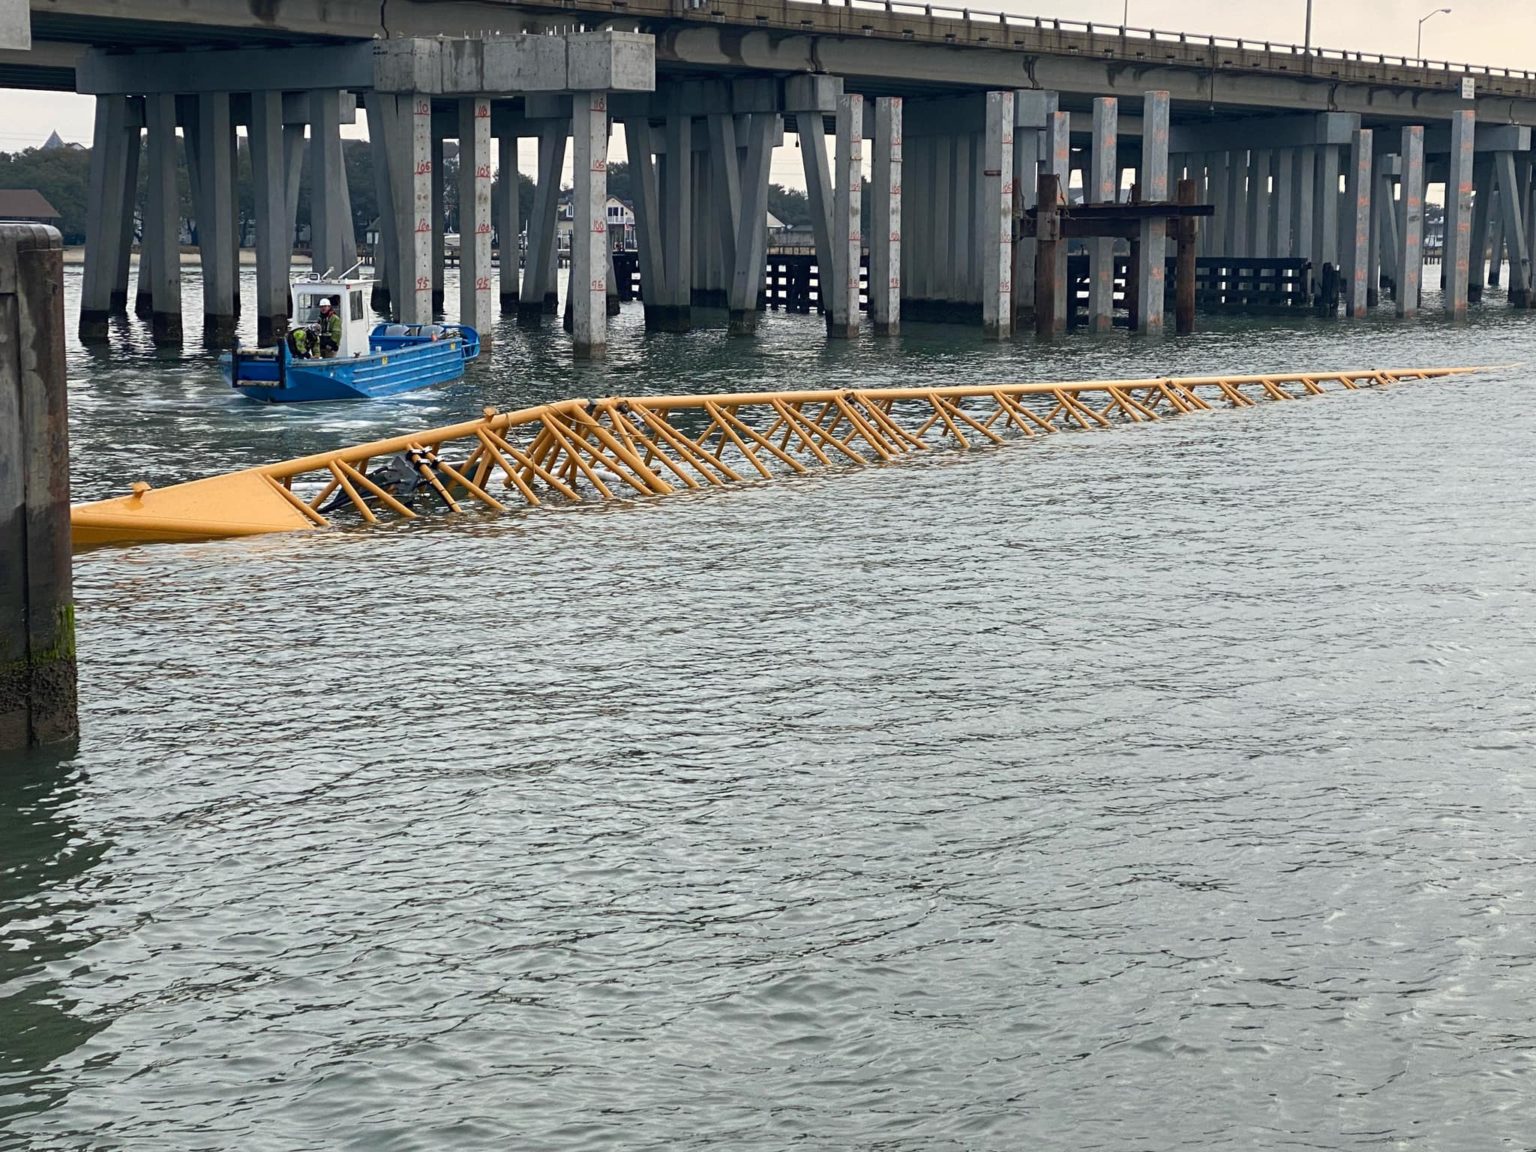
[557,194,638,251]
[0,189,61,225]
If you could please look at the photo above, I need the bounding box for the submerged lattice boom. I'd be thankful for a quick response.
[71,368,1481,547]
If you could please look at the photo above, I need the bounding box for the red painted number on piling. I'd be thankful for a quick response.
[476,165,492,179]
[415,161,432,175]
[416,276,431,290]
[475,276,491,290]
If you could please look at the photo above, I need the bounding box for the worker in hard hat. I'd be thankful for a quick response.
[316,297,343,358]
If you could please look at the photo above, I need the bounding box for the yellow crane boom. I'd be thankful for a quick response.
[71,367,1483,549]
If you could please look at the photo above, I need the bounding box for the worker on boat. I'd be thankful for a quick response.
[286,325,315,359]
[316,298,342,358]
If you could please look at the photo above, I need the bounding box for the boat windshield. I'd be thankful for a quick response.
[293,296,338,325]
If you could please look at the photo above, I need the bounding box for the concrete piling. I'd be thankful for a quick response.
[1397,126,1425,316]
[251,91,290,344]
[1445,111,1476,317]
[571,91,609,359]
[79,95,134,343]
[1344,129,1372,317]
[1088,98,1117,333]
[143,92,182,346]
[830,93,863,339]
[458,97,495,348]
[981,91,1013,341]
[0,225,77,754]
[870,97,902,337]
[1137,91,1170,334]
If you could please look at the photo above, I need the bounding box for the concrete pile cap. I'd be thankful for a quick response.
[373,32,655,96]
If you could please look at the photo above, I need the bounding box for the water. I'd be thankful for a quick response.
[5,267,1536,1150]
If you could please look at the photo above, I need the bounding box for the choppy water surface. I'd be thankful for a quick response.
[4,268,1536,1150]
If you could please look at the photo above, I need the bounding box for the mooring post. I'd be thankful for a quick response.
[1034,172,1060,341]
[1,225,77,754]
[1175,177,1197,335]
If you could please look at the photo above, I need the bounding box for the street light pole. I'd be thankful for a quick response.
[1304,0,1312,53]
[1417,7,1452,60]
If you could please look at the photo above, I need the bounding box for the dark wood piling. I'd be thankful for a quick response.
[0,224,78,754]
[1175,178,1198,336]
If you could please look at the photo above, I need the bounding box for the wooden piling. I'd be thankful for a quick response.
[1175,178,1198,336]
[0,224,77,753]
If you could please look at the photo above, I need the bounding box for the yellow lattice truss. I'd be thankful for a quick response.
[71,368,1482,548]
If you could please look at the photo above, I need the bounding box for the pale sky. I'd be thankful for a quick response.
[2,0,1531,182]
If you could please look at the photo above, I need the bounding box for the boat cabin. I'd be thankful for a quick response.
[291,279,371,358]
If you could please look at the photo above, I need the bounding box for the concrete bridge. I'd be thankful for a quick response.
[2,0,1533,357]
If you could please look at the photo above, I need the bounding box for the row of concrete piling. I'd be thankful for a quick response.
[70,36,1536,364]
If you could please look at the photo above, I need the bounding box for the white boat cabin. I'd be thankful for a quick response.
[291,278,372,358]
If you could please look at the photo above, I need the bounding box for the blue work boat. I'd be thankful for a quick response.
[223,276,480,403]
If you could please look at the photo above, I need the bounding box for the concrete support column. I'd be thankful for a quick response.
[1487,190,1505,287]
[1292,148,1316,290]
[980,91,1014,340]
[708,112,741,317]
[144,92,182,346]
[867,99,902,336]
[1444,111,1476,316]
[800,111,836,320]
[954,134,975,305]
[283,123,305,280]
[521,121,568,324]
[901,134,927,302]
[1088,97,1117,332]
[1271,150,1294,256]
[0,224,76,752]
[1247,149,1272,259]
[430,131,447,314]
[1314,143,1342,279]
[194,92,238,345]
[1397,127,1425,316]
[1137,90,1169,334]
[1467,157,1492,301]
[496,130,520,313]
[455,98,494,345]
[1223,150,1244,256]
[1046,110,1071,332]
[365,99,396,315]
[79,95,134,342]
[829,93,864,339]
[1344,129,1372,318]
[931,135,953,304]
[1494,150,1532,306]
[308,90,348,278]
[1013,91,1055,321]
[115,128,140,317]
[1375,167,1401,300]
[1204,153,1228,256]
[626,119,667,330]
[661,115,693,329]
[571,92,609,359]
[730,112,778,335]
[398,94,434,324]
[251,91,290,345]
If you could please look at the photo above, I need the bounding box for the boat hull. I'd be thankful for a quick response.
[224,328,477,403]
